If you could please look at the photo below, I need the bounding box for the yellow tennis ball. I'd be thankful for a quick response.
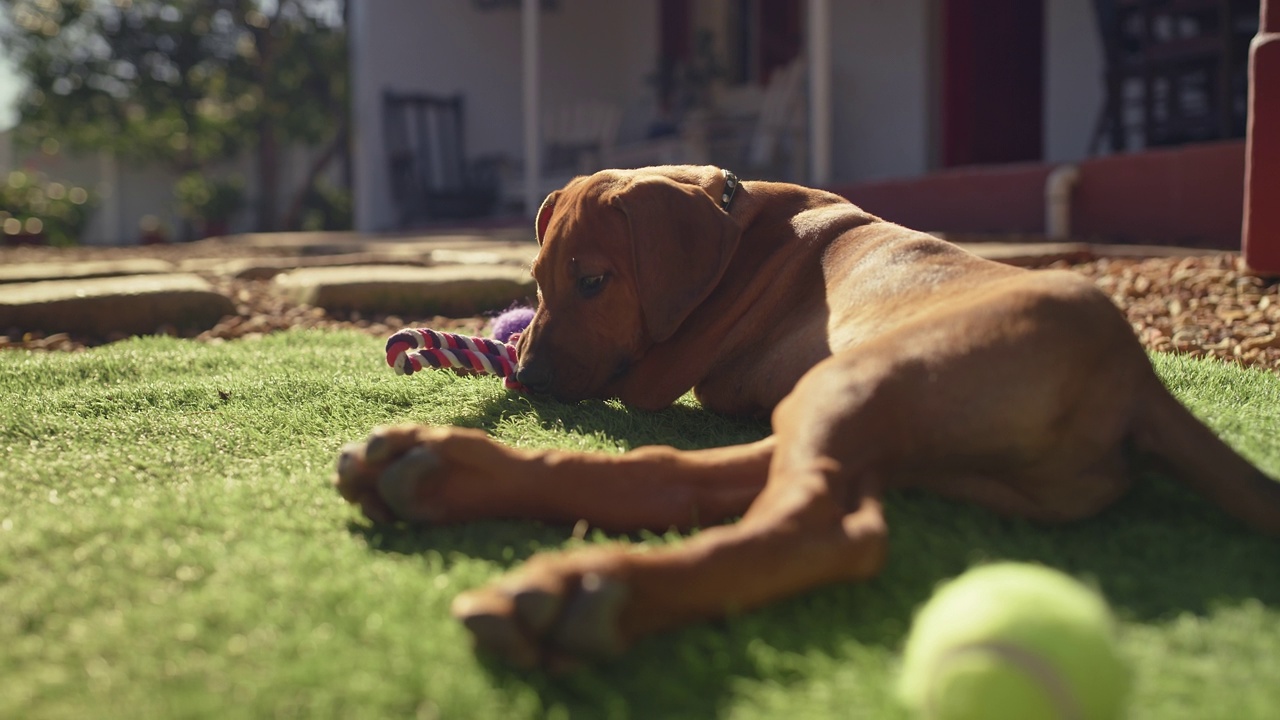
[898,562,1130,720]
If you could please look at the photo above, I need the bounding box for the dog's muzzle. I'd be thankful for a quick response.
[513,360,553,394]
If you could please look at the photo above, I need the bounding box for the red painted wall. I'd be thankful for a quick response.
[942,0,1044,167]
[835,163,1054,234]
[1073,141,1245,248]
[831,141,1246,249]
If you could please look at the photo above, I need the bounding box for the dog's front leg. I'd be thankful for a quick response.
[334,425,772,532]
[449,456,888,669]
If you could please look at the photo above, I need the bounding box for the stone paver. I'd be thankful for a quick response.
[0,258,176,285]
[0,273,235,336]
[958,242,1214,265]
[273,264,536,317]
[210,227,530,253]
[958,242,1093,266]
[176,244,536,281]
[178,253,433,280]
[426,245,537,267]
[1084,244,1212,259]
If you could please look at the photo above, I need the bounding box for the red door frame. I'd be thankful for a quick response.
[757,0,804,83]
[941,0,1045,167]
[1244,0,1280,274]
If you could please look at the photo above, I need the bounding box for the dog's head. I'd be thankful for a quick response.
[514,167,741,402]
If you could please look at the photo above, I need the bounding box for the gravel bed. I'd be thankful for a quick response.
[3,249,1278,374]
[1046,253,1280,373]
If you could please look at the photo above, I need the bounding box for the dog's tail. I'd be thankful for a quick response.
[1132,378,1280,536]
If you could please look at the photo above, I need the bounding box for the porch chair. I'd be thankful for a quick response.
[604,60,807,182]
[542,100,623,175]
[701,59,808,181]
[1092,0,1257,153]
[383,90,498,226]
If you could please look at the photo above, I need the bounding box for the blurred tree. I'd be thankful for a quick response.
[0,0,348,233]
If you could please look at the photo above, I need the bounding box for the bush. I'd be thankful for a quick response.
[0,170,95,246]
[175,172,245,226]
[299,178,353,231]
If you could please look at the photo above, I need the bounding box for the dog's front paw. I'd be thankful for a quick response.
[451,550,634,670]
[334,425,501,524]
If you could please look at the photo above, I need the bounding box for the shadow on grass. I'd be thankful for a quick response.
[348,519,568,569]
[348,390,1280,717]
[448,388,772,450]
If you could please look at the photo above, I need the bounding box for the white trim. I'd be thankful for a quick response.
[806,0,832,186]
[522,0,542,217]
[96,150,121,245]
[349,0,376,232]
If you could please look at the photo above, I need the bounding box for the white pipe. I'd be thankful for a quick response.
[97,149,121,245]
[806,0,832,187]
[522,0,541,218]
[349,0,374,232]
[1045,164,1079,240]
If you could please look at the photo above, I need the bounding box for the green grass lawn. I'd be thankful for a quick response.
[2,330,1278,719]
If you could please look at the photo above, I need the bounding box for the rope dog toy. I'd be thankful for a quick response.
[385,328,526,391]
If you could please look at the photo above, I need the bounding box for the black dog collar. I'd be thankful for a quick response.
[720,169,740,211]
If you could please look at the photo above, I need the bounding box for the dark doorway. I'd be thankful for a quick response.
[658,0,802,89]
[756,0,803,83]
[941,0,1045,167]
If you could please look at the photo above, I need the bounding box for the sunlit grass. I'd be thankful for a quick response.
[1,331,1277,719]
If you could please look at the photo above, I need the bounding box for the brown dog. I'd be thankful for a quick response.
[335,165,1280,668]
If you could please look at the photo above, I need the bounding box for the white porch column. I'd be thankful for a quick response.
[96,150,121,245]
[349,0,377,232]
[522,0,542,217]
[806,0,833,187]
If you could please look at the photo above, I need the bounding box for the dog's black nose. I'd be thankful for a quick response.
[514,361,553,394]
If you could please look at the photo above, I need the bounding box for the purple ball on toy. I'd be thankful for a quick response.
[490,306,534,343]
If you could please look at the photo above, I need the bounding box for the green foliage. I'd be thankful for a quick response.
[298,176,352,231]
[0,333,1277,718]
[0,0,346,162]
[175,171,244,223]
[0,168,94,246]
[0,0,348,231]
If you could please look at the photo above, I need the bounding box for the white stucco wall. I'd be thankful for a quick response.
[825,0,1106,180]
[1044,0,1105,162]
[826,0,934,185]
[4,137,331,245]
[351,0,656,231]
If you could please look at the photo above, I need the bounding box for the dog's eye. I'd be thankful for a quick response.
[577,274,607,298]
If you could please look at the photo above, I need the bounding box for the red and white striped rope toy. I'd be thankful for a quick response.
[384,328,526,391]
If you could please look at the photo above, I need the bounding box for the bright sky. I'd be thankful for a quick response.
[0,58,20,131]
[0,13,19,131]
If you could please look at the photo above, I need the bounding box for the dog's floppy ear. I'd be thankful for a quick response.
[609,175,742,342]
[535,190,560,245]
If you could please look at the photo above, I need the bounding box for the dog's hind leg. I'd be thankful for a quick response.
[449,354,893,668]
[334,425,772,532]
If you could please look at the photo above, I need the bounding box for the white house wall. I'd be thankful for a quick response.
[826,0,1106,181]
[351,0,656,232]
[2,135,333,245]
[827,0,933,185]
[1044,0,1105,163]
[2,142,180,245]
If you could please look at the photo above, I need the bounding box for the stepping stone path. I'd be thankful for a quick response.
[0,257,176,284]
[0,229,539,349]
[0,273,235,338]
[275,264,536,317]
[0,228,1214,351]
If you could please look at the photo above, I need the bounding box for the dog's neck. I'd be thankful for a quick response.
[609,180,877,415]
